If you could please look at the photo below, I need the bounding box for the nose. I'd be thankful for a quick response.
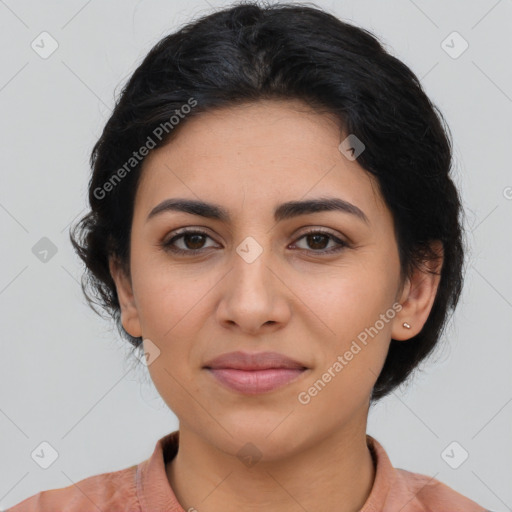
[215,240,291,335]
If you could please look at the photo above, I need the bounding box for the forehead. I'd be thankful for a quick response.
[135,100,387,223]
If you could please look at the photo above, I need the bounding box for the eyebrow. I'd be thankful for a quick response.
[146,197,369,225]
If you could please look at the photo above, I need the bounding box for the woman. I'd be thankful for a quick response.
[8,2,492,511]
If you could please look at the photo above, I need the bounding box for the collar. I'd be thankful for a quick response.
[136,430,395,512]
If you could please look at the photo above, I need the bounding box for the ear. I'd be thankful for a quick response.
[391,240,444,341]
[109,257,143,338]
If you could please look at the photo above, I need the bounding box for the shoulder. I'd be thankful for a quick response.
[393,467,489,512]
[366,435,490,512]
[6,464,140,512]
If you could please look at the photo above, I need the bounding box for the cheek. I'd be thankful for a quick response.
[130,251,216,337]
[297,262,397,339]
[129,253,213,386]
[297,279,395,412]
[295,260,398,397]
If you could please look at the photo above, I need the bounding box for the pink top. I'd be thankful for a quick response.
[7,431,490,512]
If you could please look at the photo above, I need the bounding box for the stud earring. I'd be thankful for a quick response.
[403,322,411,329]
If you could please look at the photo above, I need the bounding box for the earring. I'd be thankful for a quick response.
[403,322,411,329]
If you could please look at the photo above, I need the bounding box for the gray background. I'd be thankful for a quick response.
[1,0,511,510]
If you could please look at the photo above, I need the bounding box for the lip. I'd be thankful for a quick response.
[203,351,309,395]
[204,350,307,370]
[207,368,308,395]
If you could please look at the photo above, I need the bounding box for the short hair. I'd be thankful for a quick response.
[70,1,465,402]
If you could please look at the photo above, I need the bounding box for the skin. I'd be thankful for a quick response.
[110,99,443,512]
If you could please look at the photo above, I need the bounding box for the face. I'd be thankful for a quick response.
[110,99,439,460]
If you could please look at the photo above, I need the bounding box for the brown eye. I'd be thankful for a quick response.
[293,229,348,254]
[305,233,330,250]
[181,233,207,250]
[162,229,217,255]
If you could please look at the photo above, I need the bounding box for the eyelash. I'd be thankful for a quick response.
[161,228,348,256]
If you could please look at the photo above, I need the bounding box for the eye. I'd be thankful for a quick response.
[291,229,348,254]
[161,229,218,255]
[160,227,348,256]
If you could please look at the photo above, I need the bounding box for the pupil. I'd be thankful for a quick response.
[186,234,205,249]
[308,234,327,249]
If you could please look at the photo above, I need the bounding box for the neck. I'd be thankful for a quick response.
[166,415,376,512]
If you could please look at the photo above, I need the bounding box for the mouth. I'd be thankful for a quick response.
[203,351,309,395]
[205,367,309,395]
